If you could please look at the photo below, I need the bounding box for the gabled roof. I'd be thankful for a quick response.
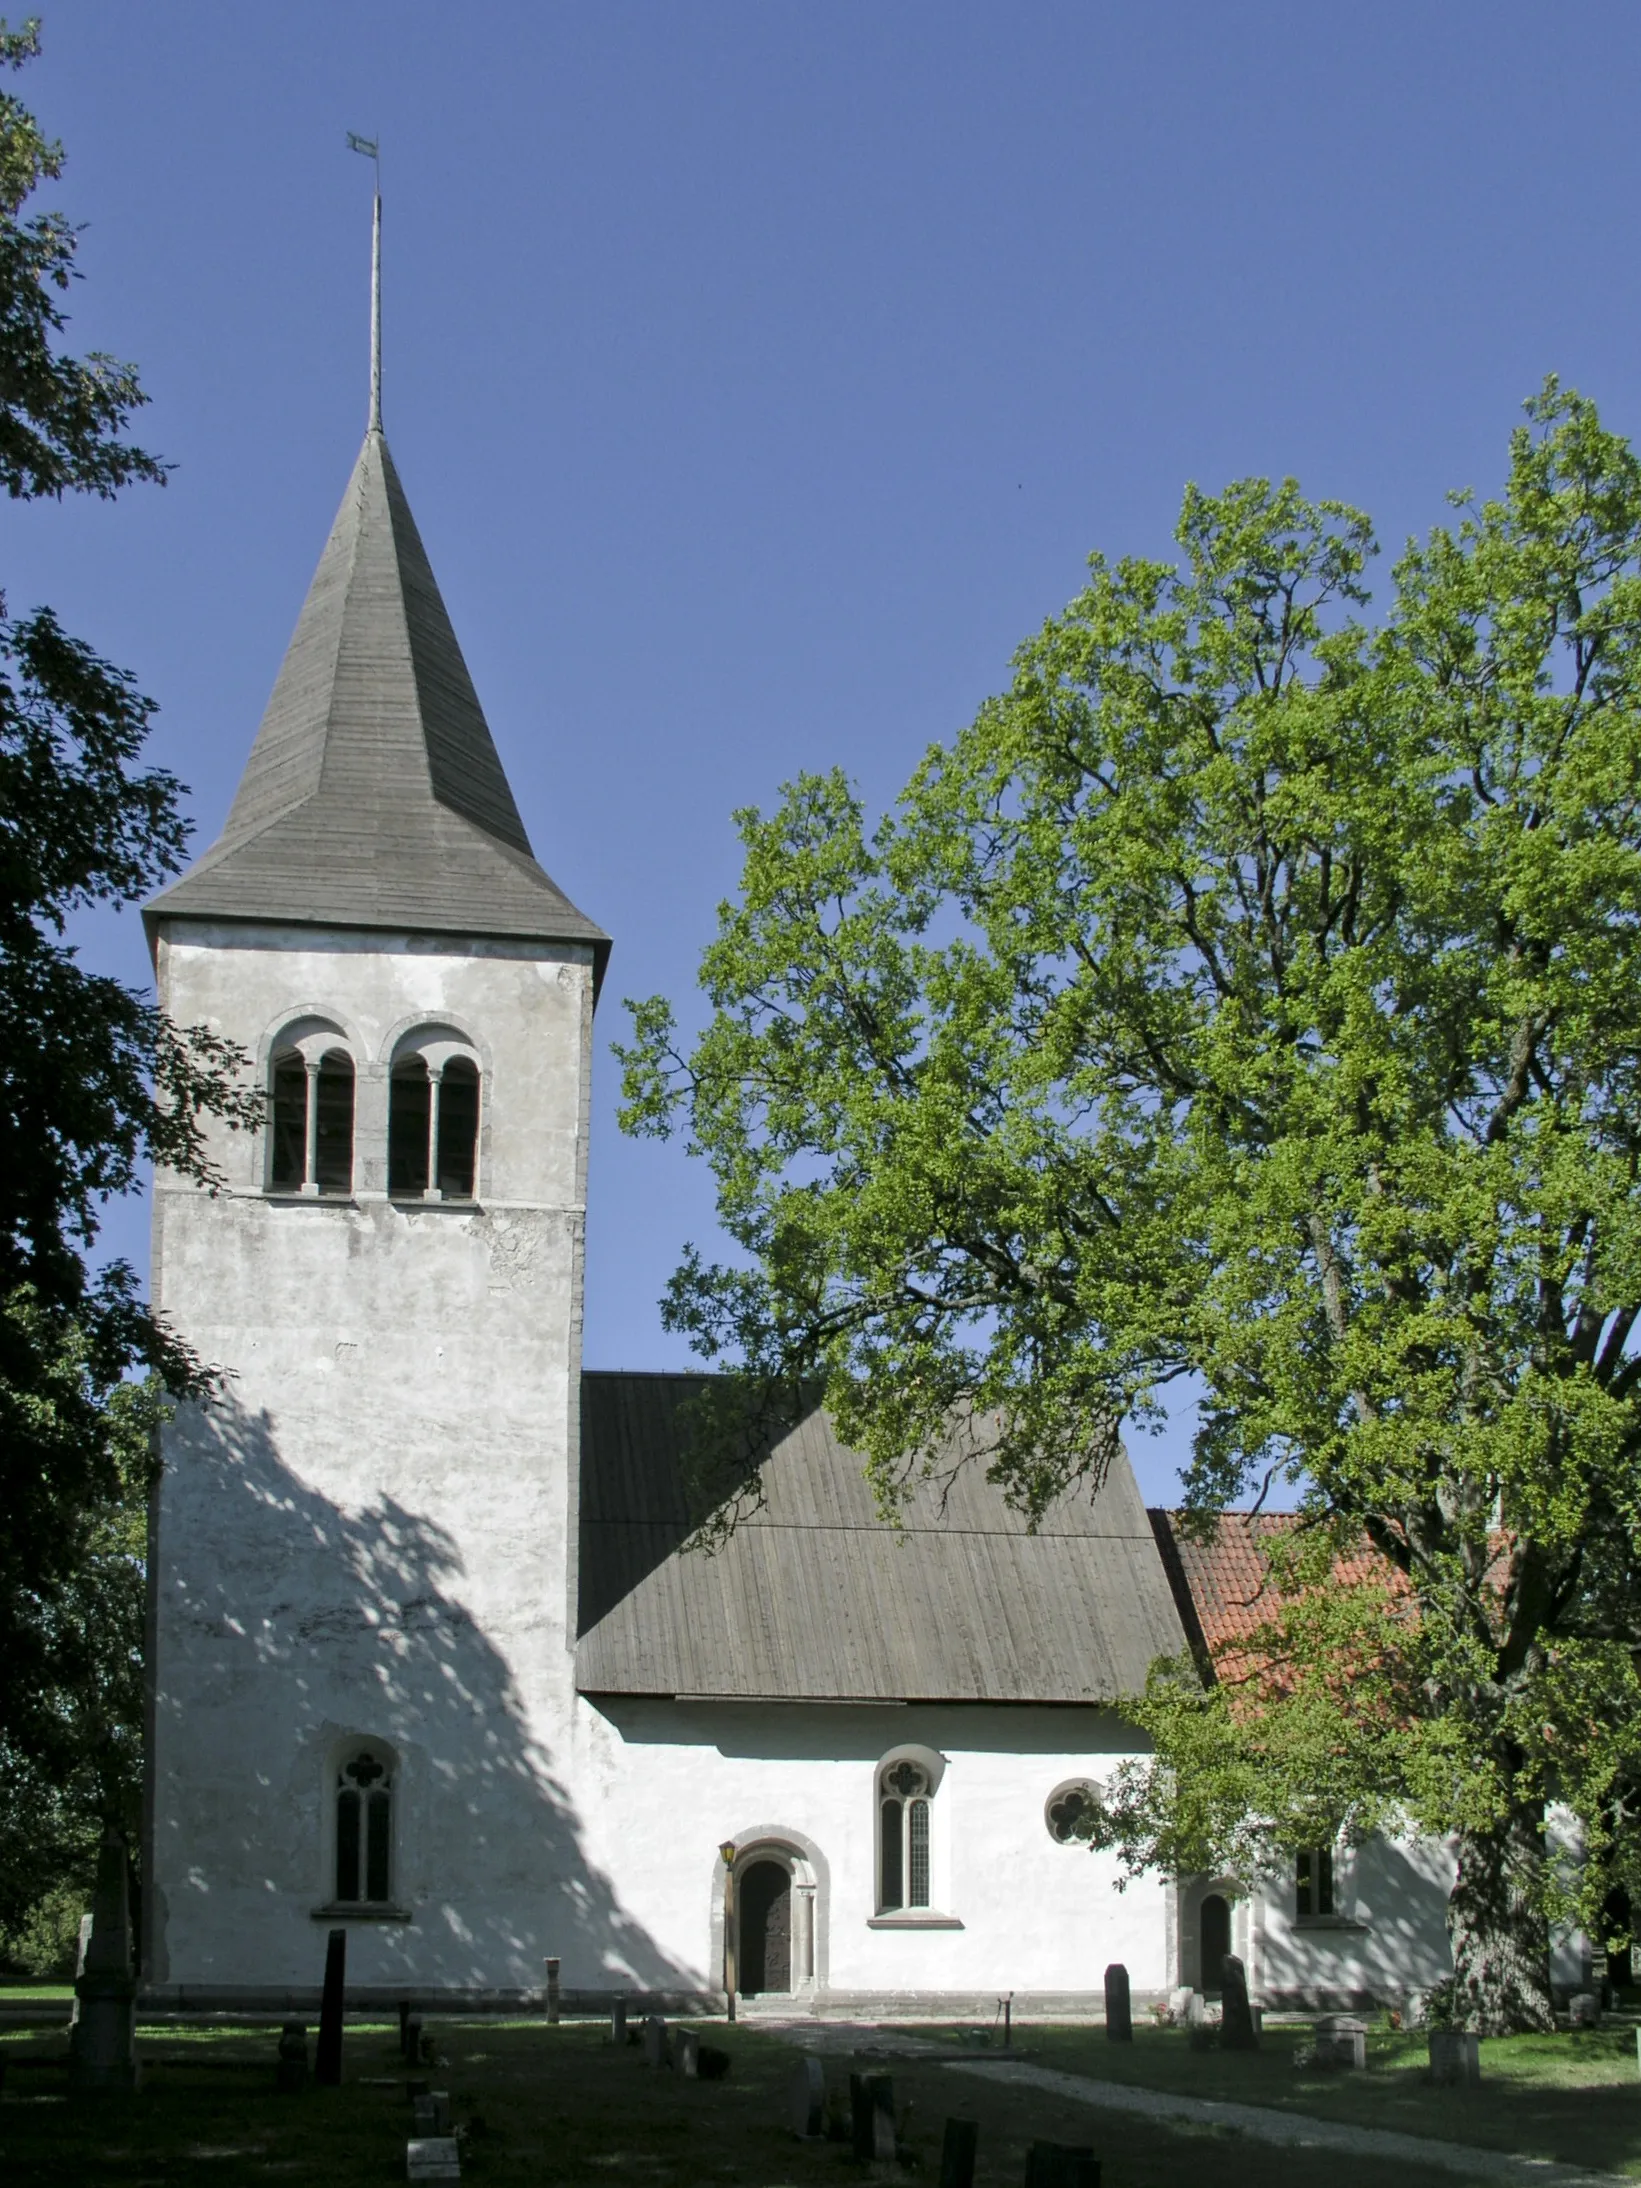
[1146,1510,1413,1687]
[146,429,608,977]
[575,1373,1190,1706]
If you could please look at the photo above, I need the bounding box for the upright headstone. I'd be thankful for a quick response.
[68,1830,139,2092]
[850,2072,896,2163]
[788,2055,825,2138]
[1219,1954,1258,2050]
[643,2014,669,2068]
[1103,1963,1132,2043]
[1024,2143,1100,2188]
[405,2015,424,2065]
[407,2135,462,2181]
[1182,1989,1206,2029]
[315,1926,346,2087]
[66,1912,94,2029]
[1169,1984,1195,2022]
[610,1995,628,2046]
[545,1956,561,2024]
[940,2117,979,2188]
[399,1998,413,2057]
[676,2028,701,2079]
[1313,2014,1367,2069]
[1427,2030,1481,2086]
[1569,1991,1600,2028]
[275,2020,308,2094]
[413,2093,437,2134]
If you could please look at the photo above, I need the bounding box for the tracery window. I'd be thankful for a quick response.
[269,1038,354,1195]
[1045,1780,1102,1843]
[335,1749,394,1905]
[388,1037,480,1200]
[1295,1844,1334,1918]
[878,1759,932,1912]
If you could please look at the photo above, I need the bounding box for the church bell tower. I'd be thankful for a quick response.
[142,212,608,1999]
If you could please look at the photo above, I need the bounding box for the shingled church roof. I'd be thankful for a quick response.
[146,428,607,976]
[575,1373,1189,1705]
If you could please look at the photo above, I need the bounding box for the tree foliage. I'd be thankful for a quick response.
[620,380,1641,2029]
[0,18,255,1845]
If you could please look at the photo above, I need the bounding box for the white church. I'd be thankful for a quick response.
[139,359,1473,2020]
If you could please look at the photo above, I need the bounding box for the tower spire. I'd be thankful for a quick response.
[346,132,382,432]
[370,184,382,432]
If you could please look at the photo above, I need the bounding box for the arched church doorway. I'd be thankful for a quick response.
[1200,1893,1232,1993]
[738,1859,792,1994]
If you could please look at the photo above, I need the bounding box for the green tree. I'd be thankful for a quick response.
[0,15,256,1895]
[620,380,1641,2031]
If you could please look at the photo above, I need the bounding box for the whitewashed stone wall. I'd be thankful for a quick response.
[146,916,1166,2007]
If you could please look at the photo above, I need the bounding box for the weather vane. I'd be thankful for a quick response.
[347,133,382,432]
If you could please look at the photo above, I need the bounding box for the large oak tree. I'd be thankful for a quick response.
[620,382,1641,2031]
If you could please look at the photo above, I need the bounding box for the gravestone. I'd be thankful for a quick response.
[1024,2141,1100,2188]
[609,1995,628,2046]
[788,2054,825,2138]
[315,1927,346,2087]
[676,2028,701,2079]
[407,2135,461,2181]
[545,1957,561,2024]
[1219,1954,1259,2051]
[404,2015,424,2065]
[850,2071,896,2163]
[1103,1963,1132,2043]
[1169,1985,1195,2022]
[940,2116,979,2188]
[66,1912,94,2029]
[275,2021,308,2094]
[1427,2030,1481,2086]
[1569,1992,1600,2028]
[68,1830,139,2092]
[1182,1989,1207,2029]
[697,2043,731,2080]
[643,2015,669,2068]
[1313,2014,1367,2070]
[398,1999,413,2057]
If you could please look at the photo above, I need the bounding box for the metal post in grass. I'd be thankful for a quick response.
[720,1840,738,2024]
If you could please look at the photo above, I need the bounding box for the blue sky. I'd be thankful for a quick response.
[14,2,1641,1503]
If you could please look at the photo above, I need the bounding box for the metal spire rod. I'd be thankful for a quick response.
[347,133,382,431]
[370,184,382,432]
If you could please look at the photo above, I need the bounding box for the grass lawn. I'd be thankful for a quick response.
[977,2021,1641,2178]
[0,2014,1511,2188]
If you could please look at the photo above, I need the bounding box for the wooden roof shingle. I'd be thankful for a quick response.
[575,1373,1190,1705]
[146,429,607,973]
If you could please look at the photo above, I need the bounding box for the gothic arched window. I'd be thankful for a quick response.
[335,1748,393,1905]
[268,1033,355,1196]
[878,1759,932,1912]
[388,1034,481,1201]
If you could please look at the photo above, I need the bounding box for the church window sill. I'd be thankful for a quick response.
[265,1192,357,1206]
[1291,1915,1369,1932]
[867,1912,964,1930]
[310,1902,414,1923]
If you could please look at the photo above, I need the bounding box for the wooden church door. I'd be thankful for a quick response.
[1200,1893,1231,1993]
[739,1860,792,1994]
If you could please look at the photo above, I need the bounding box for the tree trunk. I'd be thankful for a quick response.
[1447,1809,1555,2034]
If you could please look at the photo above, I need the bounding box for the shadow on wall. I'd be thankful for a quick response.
[1257,1834,1456,2009]
[149,1386,698,2000]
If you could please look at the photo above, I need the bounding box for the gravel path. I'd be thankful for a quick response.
[945,2057,1634,2188]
